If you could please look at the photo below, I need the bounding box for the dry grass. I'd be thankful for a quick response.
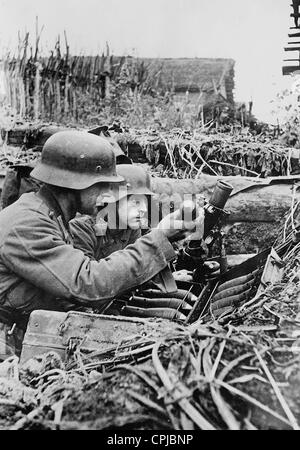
[114,128,291,178]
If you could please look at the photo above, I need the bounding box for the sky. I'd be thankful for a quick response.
[0,0,295,124]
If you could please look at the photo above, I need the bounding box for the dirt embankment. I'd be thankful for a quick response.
[1,245,300,431]
[0,125,300,430]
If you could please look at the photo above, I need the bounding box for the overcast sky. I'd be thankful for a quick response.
[0,0,294,123]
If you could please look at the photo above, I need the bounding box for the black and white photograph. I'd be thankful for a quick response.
[0,0,299,434]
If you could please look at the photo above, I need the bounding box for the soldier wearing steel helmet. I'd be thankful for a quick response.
[0,130,196,359]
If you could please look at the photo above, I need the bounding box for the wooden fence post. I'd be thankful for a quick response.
[33,62,42,120]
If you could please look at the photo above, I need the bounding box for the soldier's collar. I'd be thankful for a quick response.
[37,185,70,230]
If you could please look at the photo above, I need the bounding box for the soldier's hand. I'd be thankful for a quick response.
[173,269,193,282]
[156,209,196,243]
[181,200,205,241]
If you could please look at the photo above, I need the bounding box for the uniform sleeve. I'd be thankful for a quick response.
[69,216,98,259]
[0,212,176,303]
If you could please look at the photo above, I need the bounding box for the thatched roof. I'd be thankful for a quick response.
[141,57,235,102]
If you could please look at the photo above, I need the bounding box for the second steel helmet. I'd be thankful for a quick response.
[96,164,154,205]
[31,130,124,190]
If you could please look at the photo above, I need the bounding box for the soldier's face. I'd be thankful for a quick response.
[117,194,148,229]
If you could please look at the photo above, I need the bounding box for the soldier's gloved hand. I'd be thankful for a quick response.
[181,200,204,241]
[156,208,196,243]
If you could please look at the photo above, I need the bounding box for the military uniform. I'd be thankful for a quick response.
[70,215,141,260]
[0,186,175,358]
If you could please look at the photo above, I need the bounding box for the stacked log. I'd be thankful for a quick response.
[1,125,297,177]
[151,174,298,253]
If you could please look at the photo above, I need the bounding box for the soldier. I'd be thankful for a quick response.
[0,130,196,359]
[0,129,130,211]
[0,161,41,210]
[70,164,153,261]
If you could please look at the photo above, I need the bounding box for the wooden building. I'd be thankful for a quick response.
[140,57,235,123]
[142,57,234,103]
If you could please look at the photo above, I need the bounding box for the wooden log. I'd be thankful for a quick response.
[151,174,300,223]
[151,174,300,253]
[284,47,300,51]
[282,65,300,75]
[3,125,300,176]
[0,171,296,253]
[0,125,66,148]
[1,171,297,226]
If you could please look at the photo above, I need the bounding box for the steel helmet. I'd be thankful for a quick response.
[96,164,154,205]
[31,130,124,190]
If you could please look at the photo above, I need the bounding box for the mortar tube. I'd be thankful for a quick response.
[209,180,233,210]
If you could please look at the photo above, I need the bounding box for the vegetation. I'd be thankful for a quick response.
[0,31,195,128]
[0,30,256,131]
[1,31,300,431]
[273,75,300,148]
